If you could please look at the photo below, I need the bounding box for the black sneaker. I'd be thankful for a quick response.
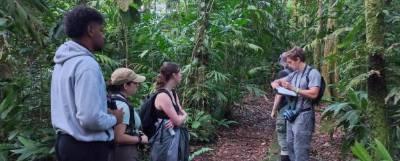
[280,155,290,161]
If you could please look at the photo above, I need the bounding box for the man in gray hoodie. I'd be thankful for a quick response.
[51,6,123,161]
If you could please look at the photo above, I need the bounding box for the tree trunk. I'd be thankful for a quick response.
[292,0,298,25]
[329,0,339,99]
[184,0,189,13]
[187,0,212,110]
[123,23,129,67]
[321,0,332,100]
[313,0,323,70]
[365,0,390,149]
[322,0,339,100]
[191,0,211,65]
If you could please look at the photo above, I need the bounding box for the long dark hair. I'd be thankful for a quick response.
[155,62,180,90]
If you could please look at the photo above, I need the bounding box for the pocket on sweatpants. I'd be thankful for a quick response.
[276,118,286,133]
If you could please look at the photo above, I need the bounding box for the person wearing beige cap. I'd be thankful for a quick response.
[107,68,148,161]
[110,68,146,87]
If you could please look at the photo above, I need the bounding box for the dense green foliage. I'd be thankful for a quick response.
[0,0,399,160]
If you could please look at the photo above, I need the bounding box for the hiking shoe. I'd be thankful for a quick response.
[280,155,290,161]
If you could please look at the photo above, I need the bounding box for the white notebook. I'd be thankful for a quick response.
[275,87,297,97]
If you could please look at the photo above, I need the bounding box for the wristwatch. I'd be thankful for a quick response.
[138,135,142,143]
[295,87,300,94]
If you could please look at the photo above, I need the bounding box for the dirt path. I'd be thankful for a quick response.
[192,95,344,161]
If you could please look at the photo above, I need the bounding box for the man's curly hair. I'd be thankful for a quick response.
[63,6,104,39]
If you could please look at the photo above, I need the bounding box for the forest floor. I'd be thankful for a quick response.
[191,95,346,161]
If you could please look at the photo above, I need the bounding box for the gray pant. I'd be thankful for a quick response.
[276,109,288,155]
[287,110,315,161]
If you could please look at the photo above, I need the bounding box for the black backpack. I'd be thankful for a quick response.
[139,89,177,139]
[107,94,139,136]
[305,67,326,105]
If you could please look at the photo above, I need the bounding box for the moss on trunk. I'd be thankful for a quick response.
[365,0,390,149]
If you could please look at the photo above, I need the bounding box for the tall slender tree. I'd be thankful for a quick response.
[321,0,339,99]
[292,0,298,25]
[365,0,390,148]
[187,0,213,110]
[192,0,212,66]
[313,0,324,71]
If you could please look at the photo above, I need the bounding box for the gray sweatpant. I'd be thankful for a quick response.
[276,107,289,155]
[287,110,315,161]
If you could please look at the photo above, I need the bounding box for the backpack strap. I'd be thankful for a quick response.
[286,72,296,82]
[292,65,313,110]
[111,94,138,135]
[305,66,314,89]
[304,66,320,106]
[156,89,179,113]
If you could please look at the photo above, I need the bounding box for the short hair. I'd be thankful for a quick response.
[107,81,133,93]
[63,6,104,39]
[278,52,290,67]
[286,47,305,62]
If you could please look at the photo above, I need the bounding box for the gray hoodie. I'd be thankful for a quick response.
[51,40,116,142]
